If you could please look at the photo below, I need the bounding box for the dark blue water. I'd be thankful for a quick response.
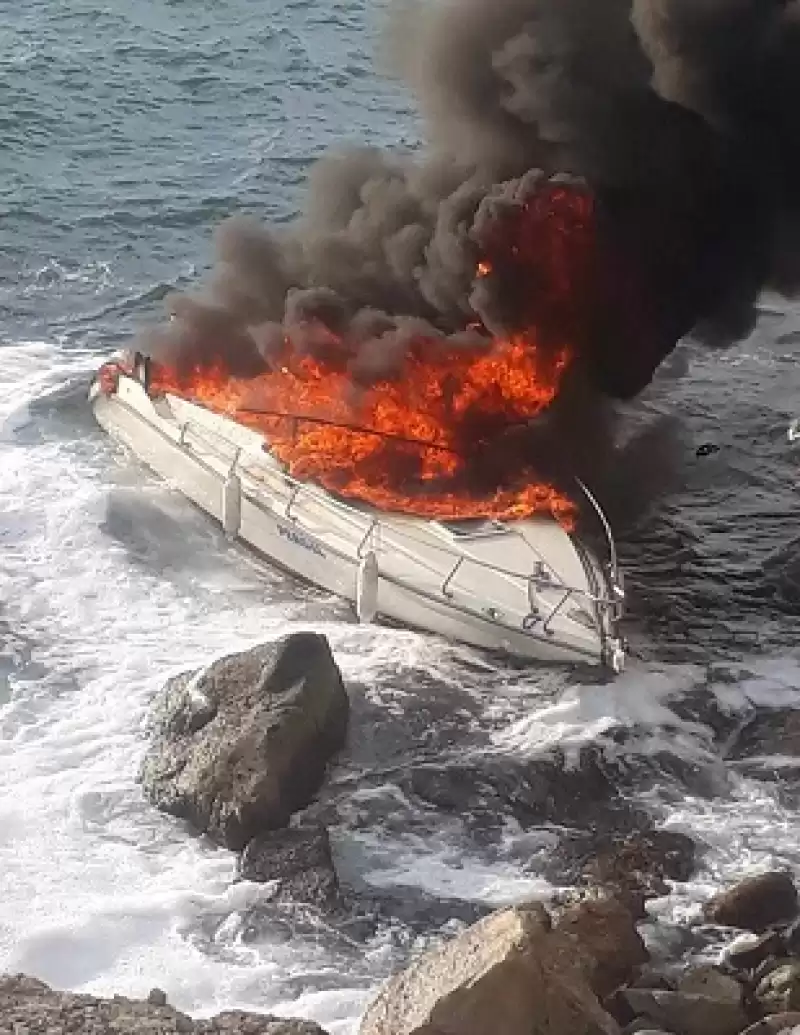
[2,0,415,349]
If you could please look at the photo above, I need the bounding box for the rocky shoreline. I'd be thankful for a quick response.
[6,872,800,1033]
[7,632,798,1034]
[0,976,326,1034]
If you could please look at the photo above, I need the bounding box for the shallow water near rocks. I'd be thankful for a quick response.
[3,2,800,1032]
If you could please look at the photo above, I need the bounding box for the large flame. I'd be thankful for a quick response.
[105,178,601,530]
[144,333,577,527]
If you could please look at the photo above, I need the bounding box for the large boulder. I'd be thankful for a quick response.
[704,872,799,933]
[620,986,747,1035]
[140,632,349,850]
[0,974,329,1033]
[554,895,649,997]
[359,901,621,1035]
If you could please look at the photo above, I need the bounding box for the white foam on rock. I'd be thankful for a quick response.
[491,663,714,767]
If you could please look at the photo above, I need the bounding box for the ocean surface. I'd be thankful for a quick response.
[2,2,800,1032]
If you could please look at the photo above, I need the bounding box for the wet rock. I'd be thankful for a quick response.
[571,830,698,911]
[783,918,800,956]
[238,885,490,953]
[756,962,800,1014]
[408,747,637,834]
[635,920,698,971]
[210,1014,328,1034]
[620,987,747,1035]
[672,679,751,744]
[729,712,800,796]
[754,957,795,987]
[140,632,349,850]
[555,896,650,997]
[359,901,621,1035]
[238,823,341,909]
[410,751,693,921]
[622,1024,675,1035]
[0,974,330,1033]
[357,888,490,935]
[731,711,800,760]
[676,966,743,1003]
[604,987,637,1027]
[629,969,676,992]
[595,830,696,885]
[704,872,799,933]
[739,1014,800,1034]
[726,931,785,972]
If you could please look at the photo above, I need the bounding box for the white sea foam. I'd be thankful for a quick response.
[339,828,555,907]
[491,663,712,766]
[0,340,97,434]
[0,342,379,1030]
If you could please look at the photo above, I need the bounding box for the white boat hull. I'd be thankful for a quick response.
[89,366,626,671]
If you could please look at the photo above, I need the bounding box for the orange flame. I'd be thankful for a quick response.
[110,176,602,531]
[146,331,577,529]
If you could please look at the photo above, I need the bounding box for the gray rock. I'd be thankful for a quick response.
[629,969,675,992]
[0,974,329,1033]
[756,961,800,1014]
[704,872,799,933]
[621,988,747,1035]
[238,822,341,909]
[739,1014,800,1034]
[783,919,800,956]
[140,632,349,850]
[623,1024,676,1035]
[731,711,800,761]
[211,1014,329,1033]
[676,965,742,1004]
[754,957,797,986]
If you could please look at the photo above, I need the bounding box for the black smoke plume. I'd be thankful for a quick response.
[135,0,800,414]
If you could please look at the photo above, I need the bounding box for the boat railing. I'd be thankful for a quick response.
[177,414,624,626]
[574,477,625,620]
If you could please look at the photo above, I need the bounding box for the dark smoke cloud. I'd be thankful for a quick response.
[135,0,800,407]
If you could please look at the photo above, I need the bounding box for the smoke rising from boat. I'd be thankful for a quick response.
[133,0,800,497]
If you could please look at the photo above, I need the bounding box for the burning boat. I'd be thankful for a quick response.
[89,350,626,672]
